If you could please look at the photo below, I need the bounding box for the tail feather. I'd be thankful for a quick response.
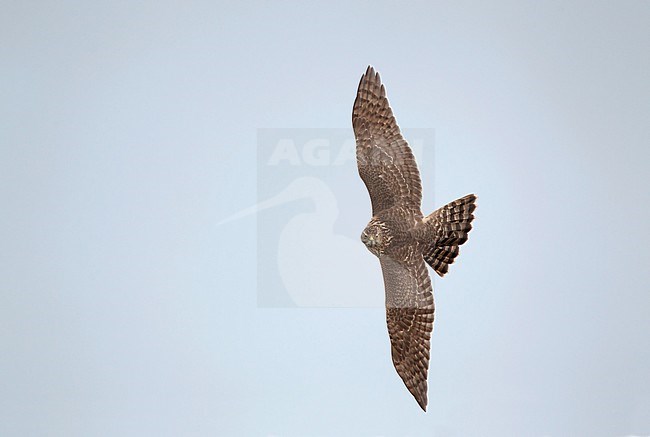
[420,194,476,277]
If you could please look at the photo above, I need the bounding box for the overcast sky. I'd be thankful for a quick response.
[2,1,649,436]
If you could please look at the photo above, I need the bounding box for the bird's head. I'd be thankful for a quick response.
[361,219,391,256]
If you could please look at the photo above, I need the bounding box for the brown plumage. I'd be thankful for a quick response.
[353,66,476,411]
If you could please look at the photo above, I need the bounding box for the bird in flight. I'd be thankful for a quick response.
[352,66,476,411]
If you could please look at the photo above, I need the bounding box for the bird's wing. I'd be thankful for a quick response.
[353,66,423,216]
[379,247,434,411]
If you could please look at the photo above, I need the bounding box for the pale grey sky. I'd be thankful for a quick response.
[1,1,649,436]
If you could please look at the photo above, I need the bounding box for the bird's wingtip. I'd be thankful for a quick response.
[360,65,382,87]
[363,65,379,78]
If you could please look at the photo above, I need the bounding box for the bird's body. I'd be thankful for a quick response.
[353,66,476,411]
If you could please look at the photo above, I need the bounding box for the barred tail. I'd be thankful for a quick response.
[421,194,476,277]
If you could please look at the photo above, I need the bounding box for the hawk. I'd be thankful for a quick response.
[353,66,476,411]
